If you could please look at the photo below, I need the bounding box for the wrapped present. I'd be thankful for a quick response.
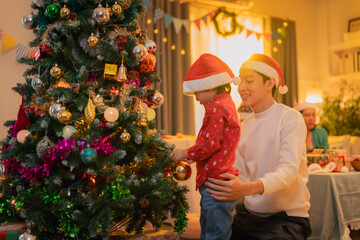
[0,231,17,240]
[0,223,26,237]
[104,63,118,80]
[307,154,331,167]
[326,149,351,170]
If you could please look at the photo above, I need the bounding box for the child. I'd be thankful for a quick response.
[172,53,240,240]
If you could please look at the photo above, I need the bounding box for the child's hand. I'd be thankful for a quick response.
[172,148,188,162]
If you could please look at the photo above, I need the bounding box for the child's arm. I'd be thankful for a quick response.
[172,148,188,162]
[187,114,225,162]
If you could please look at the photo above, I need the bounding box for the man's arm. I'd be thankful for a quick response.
[205,173,264,201]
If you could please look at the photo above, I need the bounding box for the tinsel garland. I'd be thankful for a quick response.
[2,136,115,181]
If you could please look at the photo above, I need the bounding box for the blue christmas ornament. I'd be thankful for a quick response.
[80,147,97,163]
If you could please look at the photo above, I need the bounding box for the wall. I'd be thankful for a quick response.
[0,1,34,139]
[0,0,358,139]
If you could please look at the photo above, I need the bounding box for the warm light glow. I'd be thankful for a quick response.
[162,37,168,43]
[153,29,159,34]
[180,50,186,55]
[147,19,152,24]
[305,88,323,103]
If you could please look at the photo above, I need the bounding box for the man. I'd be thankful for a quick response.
[205,54,311,240]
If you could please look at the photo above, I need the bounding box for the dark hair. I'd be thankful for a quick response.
[254,70,276,96]
[216,83,231,94]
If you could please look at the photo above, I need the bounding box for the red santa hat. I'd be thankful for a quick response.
[183,53,240,95]
[240,54,288,94]
[293,102,316,112]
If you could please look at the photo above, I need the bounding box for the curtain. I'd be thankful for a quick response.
[140,0,195,135]
[271,18,298,107]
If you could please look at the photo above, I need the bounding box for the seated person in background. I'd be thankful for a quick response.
[294,102,329,153]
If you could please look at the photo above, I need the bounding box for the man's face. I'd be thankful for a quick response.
[238,69,272,108]
[301,108,316,130]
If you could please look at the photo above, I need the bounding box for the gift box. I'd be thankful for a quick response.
[326,149,351,170]
[0,231,17,240]
[0,223,26,239]
[307,154,331,167]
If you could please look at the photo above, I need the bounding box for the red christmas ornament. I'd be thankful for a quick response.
[14,88,31,134]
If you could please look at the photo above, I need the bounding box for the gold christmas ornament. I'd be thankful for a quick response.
[112,2,122,15]
[110,127,123,141]
[117,56,127,81]
[50,64,62,78]
[87,33,98,47]
[57,107,72,124]
[120,129,131,143]
[117,64,127,81]
[53,78,70,88]
[146,108,156,121]
[60,5,70,19]
[119,0,131,10]
[104,63,118,80]
[84,94,96,127]
[173,161,192,181]
[74,119,88,136]
[136,101,147,127]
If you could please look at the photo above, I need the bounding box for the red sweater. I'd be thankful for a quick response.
[188,92,241,189]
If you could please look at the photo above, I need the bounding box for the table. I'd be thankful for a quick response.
[308,171,360,240]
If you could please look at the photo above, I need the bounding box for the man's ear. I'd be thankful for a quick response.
[266,78,276,89]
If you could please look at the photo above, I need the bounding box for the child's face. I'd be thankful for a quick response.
[238,69,273,108]
[195,89,217,105]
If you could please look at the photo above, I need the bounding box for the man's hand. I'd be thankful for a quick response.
[172,148,189,162]
[205,173,264,201]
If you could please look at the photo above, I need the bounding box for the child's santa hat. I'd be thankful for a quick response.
[240,54,288,94]
[293,102,316,112]
[183,53,240,95]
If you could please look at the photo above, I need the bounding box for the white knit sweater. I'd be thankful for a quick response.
[234,102,310,217]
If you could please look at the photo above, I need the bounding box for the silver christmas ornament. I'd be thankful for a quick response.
[33,0,44,6]
[21,14,34,29]
[151,91,164,108]
[0,163,5,178]
[49,103,62,118]
[31,75,43,91]
[144,39,157,54]
[19,230,36,240]
[92,4,110,24]
[132,44,148,62]
[36,136,54,158]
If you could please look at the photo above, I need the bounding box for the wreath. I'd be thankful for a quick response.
[213,8,238,37]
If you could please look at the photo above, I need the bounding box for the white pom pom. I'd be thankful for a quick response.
[232,76,241,85]
[279,85,288,94]
[341,166,349,172]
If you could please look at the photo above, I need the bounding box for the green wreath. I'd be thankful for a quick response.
[213,8,238,37]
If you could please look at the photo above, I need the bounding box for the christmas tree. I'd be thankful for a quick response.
[0,0,189,239]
